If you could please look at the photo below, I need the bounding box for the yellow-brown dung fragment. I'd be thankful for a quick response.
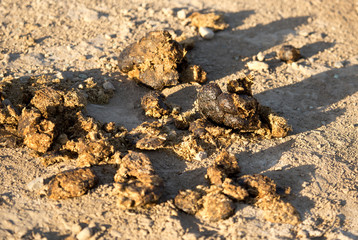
[277,45,301,63]
[113,151,163,209]
[174,185,235,221]
[47,168,98,200]
[118,30,207,90]
[240,174,300,225]
[206,151,240,185]
[127,121,168,150]
[197,76,292,138]
[189,12,229,31]
[0,75,128,166]
[141,91,172,118]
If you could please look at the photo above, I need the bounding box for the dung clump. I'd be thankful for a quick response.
[141,91,172,118]
[239,174,300,225]
[277,45,301,63]
[175,185,235,221]
[113,151,163,209]
[206,151,240,185]
[0,75,128,166]
[189,12,229,31]
[118,30,207,90]
[47,168,98,200]
[197,75,292,138]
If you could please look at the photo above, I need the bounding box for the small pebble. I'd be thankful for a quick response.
[247,61,269,71]
[110,229,122,238]
[299,30,310,37]
[27,177,44,191]
[76,227,93,240]
[256,52,265,61]
[291,62,299,70]
[199,27,214,39]
[79,74,88,79]
[103,81,115,90]
[2,54,10,63]
[78,84,84,89]
[177,9,187,19]
[162,8,173,17]
[195,151,207,160]
[333,61,344,68]
[71,223,82,235]
[56,72,65,79]
[334,74,339,79]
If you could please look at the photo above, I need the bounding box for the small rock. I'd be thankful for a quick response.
[27,177,44,191]
[333,61,344,68]
[76,227,93,240]
[334,74,339,79]
[291,62,299,70]
[79,74,88,79]
[110,229,122,238]
[299,30,310,37]
[56,72,65,79]
[195,151,207,161]
[2,54,10,63]
[247,61,269,71]
[103,81,115,90]
[199,27,214,40]
[162,8,173,17]
[177,9,187,20]
[71,223,82,235]
[257,52,265,61]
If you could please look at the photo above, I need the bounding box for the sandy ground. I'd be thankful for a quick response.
[1,0,358,239]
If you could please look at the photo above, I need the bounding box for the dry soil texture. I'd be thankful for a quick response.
[1,0,358,239]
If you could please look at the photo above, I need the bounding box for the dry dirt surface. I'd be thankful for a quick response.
[1,0,358,239]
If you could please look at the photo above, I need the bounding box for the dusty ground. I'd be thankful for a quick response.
[1,0,358,239]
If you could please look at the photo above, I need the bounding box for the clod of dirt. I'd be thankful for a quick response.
[113,151,163,209]
[174,185,235,221]
[118,30,207,90]
[197,76,292,138]
[277,45,301,63]
[206,151,240,185]
[47,168,98,200]
[240,174,300,225]
[141,91,172,118]
[189,12,229,31]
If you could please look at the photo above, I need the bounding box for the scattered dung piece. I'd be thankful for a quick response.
[277,45,301,63]
[47,168,98,200]
[221,178,248,201]
[127,121,168,150]
[174,189,203,215]
[206,151,240,185]
[179,64,207,84]
[174,185,235,221]
[197,76,292,138]
[189,12,229,31]
[239,174,300,225]
[141,91,172,118]
[113,151,163,209]
[0,75,128,166]
[118,30,185,90]
[196,190,235,221]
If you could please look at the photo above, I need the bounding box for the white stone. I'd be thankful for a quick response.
[334,61,344,68]
[195,151,207,160]
[27,177,44,191]
[76,227,92,240]
[247,61,269,71]
[56,72,65,79]
[199,27,214,40]
[177,9,187,19]
[257,52,265,61]
[103,81,115,90]
[71,223,82,235]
